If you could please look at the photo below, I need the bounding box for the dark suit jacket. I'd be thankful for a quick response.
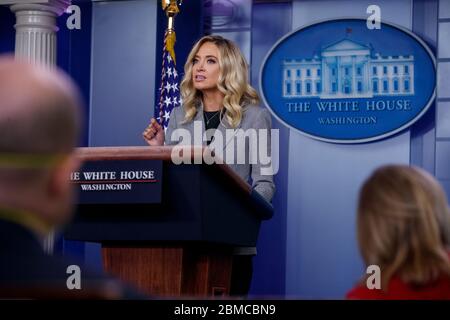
[0,219,145,299]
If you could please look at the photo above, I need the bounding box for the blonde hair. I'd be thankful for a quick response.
[358,165,450,290]
[180,35,260,128]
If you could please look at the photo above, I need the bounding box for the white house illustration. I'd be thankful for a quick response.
[282,38,414,99]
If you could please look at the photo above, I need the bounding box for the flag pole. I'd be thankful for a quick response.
[162,0,182,65]
[156,0,183,128]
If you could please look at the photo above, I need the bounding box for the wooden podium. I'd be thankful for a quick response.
[64,146,272,297]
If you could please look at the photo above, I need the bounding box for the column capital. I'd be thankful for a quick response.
[8,0,71,16]
[6,0,69,65]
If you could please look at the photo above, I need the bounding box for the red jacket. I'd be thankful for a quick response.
[347,275,450,300]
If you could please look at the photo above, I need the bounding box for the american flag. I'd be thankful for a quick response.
[155,31,182,131]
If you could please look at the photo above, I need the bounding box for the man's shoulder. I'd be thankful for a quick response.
[0,247,144,299]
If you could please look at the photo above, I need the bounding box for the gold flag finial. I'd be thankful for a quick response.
[162,0,182,64]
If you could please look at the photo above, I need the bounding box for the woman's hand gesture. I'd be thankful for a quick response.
[143,118,165,146]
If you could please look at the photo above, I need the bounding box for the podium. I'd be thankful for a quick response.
[64,146,272,297]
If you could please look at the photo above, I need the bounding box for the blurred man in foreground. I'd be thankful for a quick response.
[0,57,142,299]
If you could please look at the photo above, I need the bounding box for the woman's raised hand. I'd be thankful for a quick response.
[143,118,165,146]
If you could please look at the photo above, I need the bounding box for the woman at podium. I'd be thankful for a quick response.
[143,35,276,295]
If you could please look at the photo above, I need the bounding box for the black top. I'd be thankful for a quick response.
[0,218,146,299]
[203,110,223,145]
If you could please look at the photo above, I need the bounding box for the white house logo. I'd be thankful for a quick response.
[282,39,415,99]
[260,19,436,143]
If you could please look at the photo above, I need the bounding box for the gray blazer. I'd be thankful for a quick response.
[165,104,275,202]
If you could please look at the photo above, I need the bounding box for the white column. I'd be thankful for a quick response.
[351,56,356,95]
[365,58,370,94]
[4,0,71,254]
[321,59,327,94]
[9,0,70,67]
[338,57,342,94]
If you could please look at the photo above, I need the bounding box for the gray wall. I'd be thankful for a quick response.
[285,0,413,298]
[436,0,450,217]
[250,1,292,296]
[89,0,157,146]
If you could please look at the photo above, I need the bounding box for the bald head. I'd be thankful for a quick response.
[0,57,83,230]
[0,57,81,155]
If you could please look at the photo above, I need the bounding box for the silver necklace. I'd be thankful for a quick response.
[204,111,220,125]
